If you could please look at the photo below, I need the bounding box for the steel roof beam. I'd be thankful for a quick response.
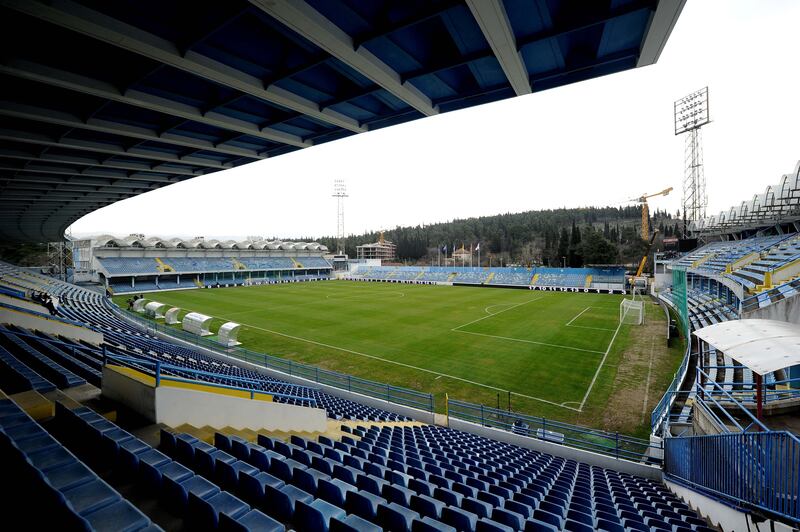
[0,124,227,170]
[2,0,361,135]
[404,2,656,84]
[0,146,200,176]
[466,0,531,95]
[0,162,180,184]
[0,59,310,149]
[637,0,685,66]
[250,0,438,117]
[0,173,159,189]
[0,101,262,160]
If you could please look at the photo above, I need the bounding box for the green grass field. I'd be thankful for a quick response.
[114,281,684,436]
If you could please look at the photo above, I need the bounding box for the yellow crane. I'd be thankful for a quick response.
[629,187,673,241]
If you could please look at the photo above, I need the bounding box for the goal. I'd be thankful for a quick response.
[620,299,644,325]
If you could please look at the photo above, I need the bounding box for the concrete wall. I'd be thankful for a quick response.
[744,294,800,326]
[102,365,327,432]
[102,366,156,421]
[666,479,796,532]
[155,386,327,432]
[447,417,663,480]
[1,305,104,345]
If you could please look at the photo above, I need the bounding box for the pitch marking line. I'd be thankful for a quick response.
[484,303,515,315]
[452,297,544,331]
[213,312,580,412]
[453,330,605,355]
[566,306,592,326]
[578,318,625,410]
[326,290,405,300]
[565,306,616,332]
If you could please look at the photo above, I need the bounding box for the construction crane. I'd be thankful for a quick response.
[629,230,660,293]
[629,187,673,241]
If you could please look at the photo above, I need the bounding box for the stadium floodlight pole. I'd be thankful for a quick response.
[674,87,710,237]
[332,179,348,255]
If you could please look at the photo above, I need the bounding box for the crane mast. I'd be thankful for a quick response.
[630,187,673,240]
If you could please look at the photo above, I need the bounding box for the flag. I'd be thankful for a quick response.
[475,243,480,252]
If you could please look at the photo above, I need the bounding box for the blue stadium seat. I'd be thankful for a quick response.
[330,514,382,532]
[441,506,479,531]
[295,499,347,532]
[410,493,445,520]
[238,470,284,506]
[412,516,457,532]
[187,490,250,530]
[219,508,284,532]
[318,477,356,507]
[378,502,420,532]
[476,518,515,532]
[294,466,331,495]
[346,490,387,522]
[263,483,312,522]
[163,474,220,514]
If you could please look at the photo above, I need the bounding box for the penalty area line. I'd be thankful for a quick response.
[578,318,625,410]
[452,329,605,355]
[565,306,591,326]
[224,316,579,412]
[452,297,544,331]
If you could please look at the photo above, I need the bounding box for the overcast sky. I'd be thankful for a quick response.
[69,0,800,241]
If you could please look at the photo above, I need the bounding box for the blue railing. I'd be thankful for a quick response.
[103,352,317,405]
[665,431,800,525]
[651,296,692,433]
[113,305,435,413]
[448,399,661,465]
[698,367,800,406]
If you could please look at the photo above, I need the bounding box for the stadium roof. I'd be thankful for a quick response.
[0,0,684,243]
[690,161,800,236]
[693,319,800,375]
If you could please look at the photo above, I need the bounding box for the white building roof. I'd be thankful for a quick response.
[693,319,800,375]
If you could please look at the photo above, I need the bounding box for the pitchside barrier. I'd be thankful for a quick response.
[447,399,662,465]
[112,302,434,413]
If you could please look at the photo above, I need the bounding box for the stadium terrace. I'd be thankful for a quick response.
[1,1,800,531]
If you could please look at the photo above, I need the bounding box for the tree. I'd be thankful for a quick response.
[581,230,619,265]
[568,221,582,267]
[557,227,569,266]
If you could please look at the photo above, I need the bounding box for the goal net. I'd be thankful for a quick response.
[620,299,644,325]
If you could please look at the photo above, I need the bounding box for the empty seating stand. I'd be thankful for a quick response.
[0,398,155,530]
[155,423,711,532]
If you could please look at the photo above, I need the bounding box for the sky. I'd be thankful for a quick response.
[69,0,800,241]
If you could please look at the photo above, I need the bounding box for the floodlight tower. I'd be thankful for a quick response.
[332,179,348,254]
[674,87,710,236]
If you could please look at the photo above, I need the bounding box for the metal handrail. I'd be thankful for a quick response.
[448,399,661,465]
[104,352,317,405]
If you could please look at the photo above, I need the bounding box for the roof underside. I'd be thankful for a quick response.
[0,0,683,242]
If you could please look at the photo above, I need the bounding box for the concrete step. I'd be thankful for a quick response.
[9,389,53,420]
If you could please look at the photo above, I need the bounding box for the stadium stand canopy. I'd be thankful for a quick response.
[690,160,800,236]
[693,319,800,375]
[0,0,684,242]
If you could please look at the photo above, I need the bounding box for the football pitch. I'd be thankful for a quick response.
[114,281,683,434]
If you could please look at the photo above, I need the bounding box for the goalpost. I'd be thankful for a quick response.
[620,298,644,325]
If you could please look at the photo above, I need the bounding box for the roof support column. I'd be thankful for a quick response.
[755,373,763,426]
